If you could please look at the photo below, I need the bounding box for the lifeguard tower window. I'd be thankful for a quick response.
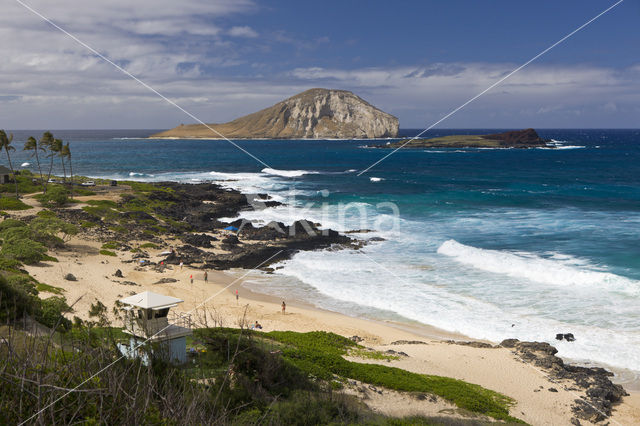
[154,308,169,318]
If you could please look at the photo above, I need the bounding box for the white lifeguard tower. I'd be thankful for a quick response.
[119,291,192,364]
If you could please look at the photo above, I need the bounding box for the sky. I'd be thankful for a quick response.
[0,0,638,129]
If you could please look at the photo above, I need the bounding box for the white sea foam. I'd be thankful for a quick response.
[437,239,640,295]
[370,177,383,182]
[20,162,30,167]
[270,245,640,371]
[261,168,318,177]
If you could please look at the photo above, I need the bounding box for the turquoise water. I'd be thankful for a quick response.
[7,128,640,371]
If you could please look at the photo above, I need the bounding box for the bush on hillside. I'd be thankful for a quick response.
[1,238,48,264]
[37,296,72,331]
[0,197,31,210]
[0,274,40,322]
[35,185,71,207]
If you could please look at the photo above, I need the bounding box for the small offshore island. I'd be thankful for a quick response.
[151,88,399,140]
[375,128,550,149]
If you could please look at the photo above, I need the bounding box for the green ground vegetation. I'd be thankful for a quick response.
[191,328,523,423]
[0,197,32,210]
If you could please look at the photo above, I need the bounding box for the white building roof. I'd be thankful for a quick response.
[119,291,184,309]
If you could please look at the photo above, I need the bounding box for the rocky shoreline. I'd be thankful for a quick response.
[446,339,628,424]
[57,181,362,271]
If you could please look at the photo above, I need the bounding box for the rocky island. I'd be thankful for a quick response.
[375,128,549,149]
[151,88,399,139]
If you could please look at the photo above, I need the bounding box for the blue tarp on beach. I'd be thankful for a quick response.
[224,226,239,231]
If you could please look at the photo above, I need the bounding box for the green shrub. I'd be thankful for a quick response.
[37,296,72,331]
[0,218,27,231]
[81,221,98,228]
[99,249,117,257]
[0,197,32,210]
[101,242,120,250]
[0,274,39,322]
[1,238,48,264]
[28,216,78,247]
[0,257,23,272]
[140,242,159,249]
[35,185,71,207]
[36,209,56,218]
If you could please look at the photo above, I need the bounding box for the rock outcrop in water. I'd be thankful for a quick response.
[151,88,399,139]
[374,128,548,149]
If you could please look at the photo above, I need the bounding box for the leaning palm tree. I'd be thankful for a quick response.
[54,139,67,183]
[24,136,45,191]
[41,131,57,192]
[61,142,73,198]
[0,130,19,198]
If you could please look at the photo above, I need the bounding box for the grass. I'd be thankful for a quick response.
[193,329,522,423]
[140,242,159,249]
[99,249,117,257]
[80,221,98,228]
[0,197,32,210]
[101,242,121,250]
[349,347,400,361]
[86,199,118,208]
[36,282,65,295]
[73,188,96,196]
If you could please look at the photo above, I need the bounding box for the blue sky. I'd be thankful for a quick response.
[0,0,638,129]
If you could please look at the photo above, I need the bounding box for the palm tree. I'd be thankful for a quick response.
[40,131,56,192]
[24,136,45,191]
[54,139,67,183]
[0,130,19,198]
[61,142,73,199]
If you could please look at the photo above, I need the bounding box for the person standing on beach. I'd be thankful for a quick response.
[190,274,193,284]
[235,289,239,304]
[180,260,183,270]
[281,301,286,315]
[204,271,208,283]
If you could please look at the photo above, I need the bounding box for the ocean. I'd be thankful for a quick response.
[6,128,640,373]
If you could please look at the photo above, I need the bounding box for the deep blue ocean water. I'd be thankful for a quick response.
[5,128,640,371]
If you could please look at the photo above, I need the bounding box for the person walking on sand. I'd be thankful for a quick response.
[281,301,286,315]
[204,271,208,283]
[180,260,184,270]
[190,274,193,284]
[235,289,239,304]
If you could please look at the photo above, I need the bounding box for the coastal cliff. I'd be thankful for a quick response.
[376,128,549,149]
[151,88,399,139]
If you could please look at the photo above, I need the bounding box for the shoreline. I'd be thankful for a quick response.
[24,238,640,424]
[225,268,640,392]
[11,180,640,424]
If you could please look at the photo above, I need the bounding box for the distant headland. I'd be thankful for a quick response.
[150,88,399,140]
[374,128,550,149]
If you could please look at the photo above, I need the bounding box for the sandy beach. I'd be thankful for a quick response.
[24,232,640,426]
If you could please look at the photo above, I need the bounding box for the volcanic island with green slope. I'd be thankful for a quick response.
[374,128,550,149]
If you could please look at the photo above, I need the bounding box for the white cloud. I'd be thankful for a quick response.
[228,26,258,38]
[288,64,640,127]
[0,1,638,129]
